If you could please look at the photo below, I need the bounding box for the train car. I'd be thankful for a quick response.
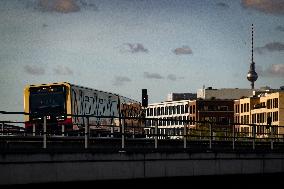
[24,82,142,135]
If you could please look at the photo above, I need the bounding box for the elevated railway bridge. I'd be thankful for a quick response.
[1,111,284,185]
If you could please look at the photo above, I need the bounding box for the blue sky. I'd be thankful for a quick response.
[0,0,283,121]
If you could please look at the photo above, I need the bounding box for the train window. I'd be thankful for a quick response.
[30,86,66,115]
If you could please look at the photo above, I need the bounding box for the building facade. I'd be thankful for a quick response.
[193,99,234,126]
[234,91,284,137]
[145,99,234,138]
[146,100,190,138]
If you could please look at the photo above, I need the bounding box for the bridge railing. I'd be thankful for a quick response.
[0,111,284,152]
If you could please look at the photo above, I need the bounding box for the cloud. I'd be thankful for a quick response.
[173,46,193,55]
[241,0,284,15]
[38,0,80,13]
[53,65,73,75]
[255,42,284,54]
[216,2,229,8]
[257,64,284,77]
[268,64,284,77]
[120,43,149,53]
[167,74,177,81]
[143,73,183,81]
[276,26,284,32]
[167,74,185,81]
[24,65,45,75]
[113,76,131,86]
[143,72,164,79]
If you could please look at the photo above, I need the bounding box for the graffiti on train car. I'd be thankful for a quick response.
[71,88,119,126]
[120,97,142,132]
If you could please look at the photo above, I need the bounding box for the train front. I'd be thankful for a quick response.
[24,83,72,133]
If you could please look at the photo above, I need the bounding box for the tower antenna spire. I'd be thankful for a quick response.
[247,24,258,89]
[251,24,254,63]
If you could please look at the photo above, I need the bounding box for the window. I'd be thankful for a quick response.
[161,107,164,115]
[220,117,228,124]
[175,117,178,125]
[158,119,162,126]
[267,100,270,109]
[209,105,213,111]
[274,98,279,108]
[167,117,170,126]
[246,115,250,124]
[150,108,153,116]
[185,104,189,113]
[163,118,166,126]
[193,105,195,114]
[273,99,275,108]
[181,105,184,114]
[220,106,228,111]
[273,111,278,121]
[204,106,208,111]
[177,105,180,114]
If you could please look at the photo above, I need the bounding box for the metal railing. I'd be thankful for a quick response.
[0,111,284,152]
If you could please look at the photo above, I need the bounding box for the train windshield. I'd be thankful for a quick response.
[29,85,66,116]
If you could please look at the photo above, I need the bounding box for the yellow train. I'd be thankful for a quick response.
[24,82,143,135]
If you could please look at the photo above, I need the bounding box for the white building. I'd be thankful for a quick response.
[197,87,255,100]
[145,100,191,139]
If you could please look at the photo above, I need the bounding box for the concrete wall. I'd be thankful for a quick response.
[1,152,284,185]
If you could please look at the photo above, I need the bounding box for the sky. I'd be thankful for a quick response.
[0,0,283,122]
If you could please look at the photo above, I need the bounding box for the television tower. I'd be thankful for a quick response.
[247,24,258,89]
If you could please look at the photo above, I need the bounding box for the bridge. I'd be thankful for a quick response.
[1,113,284,185]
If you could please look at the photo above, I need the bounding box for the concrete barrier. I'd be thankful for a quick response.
[1,152,284,185]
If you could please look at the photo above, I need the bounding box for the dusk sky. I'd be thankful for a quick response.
[0,0,283,121]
